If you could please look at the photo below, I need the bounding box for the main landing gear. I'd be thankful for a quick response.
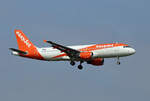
[78,65,83,70]
[78,61,84,70]
[70,61,75,66]
[70,61,84,70]
[117,57,121,65]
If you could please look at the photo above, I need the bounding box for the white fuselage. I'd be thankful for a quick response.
[37,44,136,61]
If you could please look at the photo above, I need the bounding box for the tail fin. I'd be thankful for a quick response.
[14,29,36,52]
[14,29,44,60]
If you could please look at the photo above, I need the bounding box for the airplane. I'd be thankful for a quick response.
[9,29,136,70]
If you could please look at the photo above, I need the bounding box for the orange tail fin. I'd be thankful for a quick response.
[14,29,36,51]
[14,29,44,60]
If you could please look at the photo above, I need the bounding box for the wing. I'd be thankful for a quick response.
[44,40,80,59]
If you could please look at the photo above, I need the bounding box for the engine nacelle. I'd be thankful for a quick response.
[79,52,93,59]
[87,58,104,66]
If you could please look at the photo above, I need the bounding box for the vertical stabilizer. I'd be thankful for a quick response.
[14,29,35,52]
[14,29,44,60]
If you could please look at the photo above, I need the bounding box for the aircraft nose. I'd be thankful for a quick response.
[129,48,136,55]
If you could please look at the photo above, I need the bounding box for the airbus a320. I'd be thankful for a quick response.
[10,30,136,70]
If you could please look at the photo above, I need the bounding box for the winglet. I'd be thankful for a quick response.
[43,40,47,43]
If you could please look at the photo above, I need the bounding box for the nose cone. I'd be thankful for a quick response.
[129,48,136,55]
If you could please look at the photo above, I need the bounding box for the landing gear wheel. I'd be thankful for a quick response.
[78,65,83,70]
[117,57,121,65]
[117,61,121,65]
[70,61,75,66]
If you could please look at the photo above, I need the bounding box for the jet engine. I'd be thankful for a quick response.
[87,58,104,66]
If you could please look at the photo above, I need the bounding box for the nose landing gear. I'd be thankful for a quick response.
[117,57,121,65]
[117,61,121,65]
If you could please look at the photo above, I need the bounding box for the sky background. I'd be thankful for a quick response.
[0,0,150,101]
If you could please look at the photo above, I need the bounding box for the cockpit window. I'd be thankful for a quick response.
[123,46,130,48]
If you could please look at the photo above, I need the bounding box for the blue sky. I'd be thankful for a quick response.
[0,0,150,101]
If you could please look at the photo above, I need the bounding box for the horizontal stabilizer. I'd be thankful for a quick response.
[9,48,27,55]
